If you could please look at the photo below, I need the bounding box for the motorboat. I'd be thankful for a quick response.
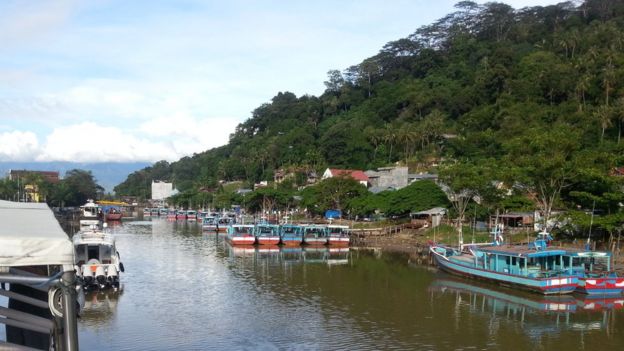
[74,224,124,290]
[79,200,102,229]
[327,225,350,246]
[280,224,303,246]
[302,225,328,246]
[254,224,280,245]
[226,224,256,245]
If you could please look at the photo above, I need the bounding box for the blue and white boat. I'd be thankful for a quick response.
[302,225,328,246]
[562,249,624,295]
[254,224,280,245]
[279,224,303,246]
[202,216,218,231]
[430,237,579,295]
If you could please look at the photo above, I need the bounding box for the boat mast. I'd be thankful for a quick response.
[586,200,595,250]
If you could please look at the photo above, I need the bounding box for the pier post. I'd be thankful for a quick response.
[61,270,79,351]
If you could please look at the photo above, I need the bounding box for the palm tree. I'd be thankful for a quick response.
[614,97,624,145]
[593,105,613,144]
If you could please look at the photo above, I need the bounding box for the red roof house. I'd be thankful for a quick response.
[322,168,369,186]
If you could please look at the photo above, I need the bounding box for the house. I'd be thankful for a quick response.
[366,167,408,189]
[322,168,369,186]
[8,170,60,184]
[489,212,534,231]
[612,167,624,177]
[8,170,60,202]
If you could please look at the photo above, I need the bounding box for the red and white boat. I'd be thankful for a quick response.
[226,224,256,245]
[327,225,350,246]
[105,207,123,221]
[254,224,280,245]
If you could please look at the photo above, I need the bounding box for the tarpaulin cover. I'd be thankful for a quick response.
[0,200,74,269]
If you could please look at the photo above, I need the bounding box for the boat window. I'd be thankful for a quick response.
[101,245,112,259]
[88,246,99,260]
[511,257,517,266]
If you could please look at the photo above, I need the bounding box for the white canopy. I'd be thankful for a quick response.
[0,200,74,269]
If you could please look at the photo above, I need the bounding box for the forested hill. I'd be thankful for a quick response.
[115,0,624,201]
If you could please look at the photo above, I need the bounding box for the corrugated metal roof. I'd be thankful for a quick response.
[0,200,74,268]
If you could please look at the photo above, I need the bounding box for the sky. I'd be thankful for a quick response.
[0,0,565,163]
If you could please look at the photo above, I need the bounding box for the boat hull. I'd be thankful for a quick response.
[304,238,327,246]
[576,277,624,295]
[328,237,350,246]
[281,238,303,246]
[228,236,256,245]
[106,213,122,221]
[257,237,280,245]
[431,248,578,295]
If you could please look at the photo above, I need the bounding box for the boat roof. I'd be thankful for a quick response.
[0,200,74,269]
[73,231,115,246]
[478,244,567,258]
[556,246,611,257]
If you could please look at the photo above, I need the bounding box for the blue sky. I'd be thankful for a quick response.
[0,0,563,163]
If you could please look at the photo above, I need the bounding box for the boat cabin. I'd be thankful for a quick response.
[473,245,569,277]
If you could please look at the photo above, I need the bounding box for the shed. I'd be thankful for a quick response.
[410,207,446,228]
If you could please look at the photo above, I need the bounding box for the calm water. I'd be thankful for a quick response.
[73,219,624,350]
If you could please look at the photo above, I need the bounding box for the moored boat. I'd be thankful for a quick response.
[105,207,123,221]
[143,207,151,216]
[429,240,579,295]
[302,225,328,246]
[186,210,198,221]
[217,216,234,232]
[280,224,303,246]
[159,208,168,216]
[80,200,102,229]
[327,225,350,246]
[202,216,218,231]
[74,225,124,290]
[176,210,187,220]
[562,249,624,295]
[226,224,256,245]
[166,209,177,220]
[254,223,280,245]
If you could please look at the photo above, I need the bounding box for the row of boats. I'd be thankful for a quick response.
[430,231,624,296]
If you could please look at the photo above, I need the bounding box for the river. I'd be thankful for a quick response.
[72,219,624,350]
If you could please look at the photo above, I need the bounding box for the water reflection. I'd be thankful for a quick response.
[429,275,623,339]
[80,288,124,327]
[222,244,351,266]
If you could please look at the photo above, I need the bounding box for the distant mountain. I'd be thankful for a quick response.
[0,162,151,192]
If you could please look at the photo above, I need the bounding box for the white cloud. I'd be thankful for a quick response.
[0,131,40,161]
[36,122,180,162]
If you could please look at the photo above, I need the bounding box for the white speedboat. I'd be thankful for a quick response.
[74,225,124,290]
[80,199,102,229]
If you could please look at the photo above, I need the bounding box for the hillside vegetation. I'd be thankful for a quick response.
[115,0,624,239]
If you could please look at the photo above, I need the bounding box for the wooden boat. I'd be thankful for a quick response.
[186,210,197,221]
[143,207,151,216]
[175,210,187,220]
[430,238,579,295]
[562,249,624,295]
[216,217,234,232]
[166,209,177,220]
[327,225,350,246]
[105,207,123,221]
[279,224,303,246]
[254,224,280,245]
[302,225,328,246]
[202,216,218,231]
[226,224,256,245]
